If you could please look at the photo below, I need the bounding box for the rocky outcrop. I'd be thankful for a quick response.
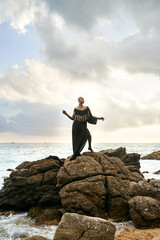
[129,180,160,227]
[57,152,144,221]
[141,150,160,160]
[101,147,141,172]
[154,170,160,175]
[100,147,126,159]
[53,213,116,240]
[0,155,63,224]
[28,206,63,225]
[0,148,144,224]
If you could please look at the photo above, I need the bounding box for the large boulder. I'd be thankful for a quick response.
[0,156,63,212]
[53,213,116,240]
[129,180,160,227]
[100,147,126,159]
[100,147,141,171]
[129,180,160,200]
[141,150,160,160]
[57,152,144,221]
[129,196,160,227]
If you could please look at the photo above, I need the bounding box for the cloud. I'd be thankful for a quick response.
[0,100,64,136]
[101,92,160,131]
[45,0,124,31]
[0,0,43,33]
[1,0,160,141]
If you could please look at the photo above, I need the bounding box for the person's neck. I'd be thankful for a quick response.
[79,104,83,107]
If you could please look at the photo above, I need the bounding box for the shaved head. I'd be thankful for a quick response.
[78,96,84,102]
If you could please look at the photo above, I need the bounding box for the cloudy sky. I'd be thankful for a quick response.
[0,0,160,143]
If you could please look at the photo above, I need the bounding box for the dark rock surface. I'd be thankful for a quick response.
[0,156,63,212]
[101,147,141,172]
[0,148,145,224]
[57,151,144,221]
[141,150,160,160]
[26,236,49,240]
[53,212,116,240]
[129,180,160,227]
[154,170,160,175]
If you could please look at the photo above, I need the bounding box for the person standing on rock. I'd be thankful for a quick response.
[63,97,104,160]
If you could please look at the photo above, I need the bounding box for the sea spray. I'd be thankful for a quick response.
[0,212,57,240]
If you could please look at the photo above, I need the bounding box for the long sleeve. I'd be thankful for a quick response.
[87,107,97,125]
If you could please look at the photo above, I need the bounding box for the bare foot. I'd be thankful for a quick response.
[88,147,94,152]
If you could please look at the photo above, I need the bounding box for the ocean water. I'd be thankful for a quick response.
[0,142,160,239]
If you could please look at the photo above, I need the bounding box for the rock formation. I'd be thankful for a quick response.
[101,147,141,173]
[0,147,145,225]
[141,150,160,160]
[0,155,63,224]
[53,213,116,240]
[154,170,160,175]
[129,180,160,227]
[57,151,143,221]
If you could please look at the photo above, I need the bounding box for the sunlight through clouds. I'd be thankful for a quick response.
[0,0,160,142]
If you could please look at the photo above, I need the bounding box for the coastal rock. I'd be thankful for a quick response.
[100,147,141,171]
[129,196,160,227]
[28,206,63,225]
[141,150,160,160]
[129,180,160,227]
[26,236,50,240]
[100,147,126,159]
[57,152,144,221]
[53,212,116,240]
[0,156,62,212]
[154,170,160,175]
[122,153,141,170]
[0,149,145,224]
[129,180,160,199]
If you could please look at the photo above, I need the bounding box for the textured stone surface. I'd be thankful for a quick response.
[0,156,63,211]
[57,152,144,220]
[0,148,147,225]
[129,196,160,227]
[141,150,160,160]
[129,180,160,227]
[53,213,116,240]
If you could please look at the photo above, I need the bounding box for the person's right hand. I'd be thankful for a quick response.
[62,110,67,115]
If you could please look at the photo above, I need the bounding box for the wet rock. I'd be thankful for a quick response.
[57,152,144,221]
[7,169,14,172]
[26,236,49,240]
[53,212,116,240]
[28,206,63,225]
[141,150,160,160]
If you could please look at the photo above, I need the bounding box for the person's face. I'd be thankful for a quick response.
[79,97,84,104]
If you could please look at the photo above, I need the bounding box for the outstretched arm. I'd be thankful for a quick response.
[62,110,75,120]
[96,117,104,121]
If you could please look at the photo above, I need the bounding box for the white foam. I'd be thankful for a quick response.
[0,212,57,240]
